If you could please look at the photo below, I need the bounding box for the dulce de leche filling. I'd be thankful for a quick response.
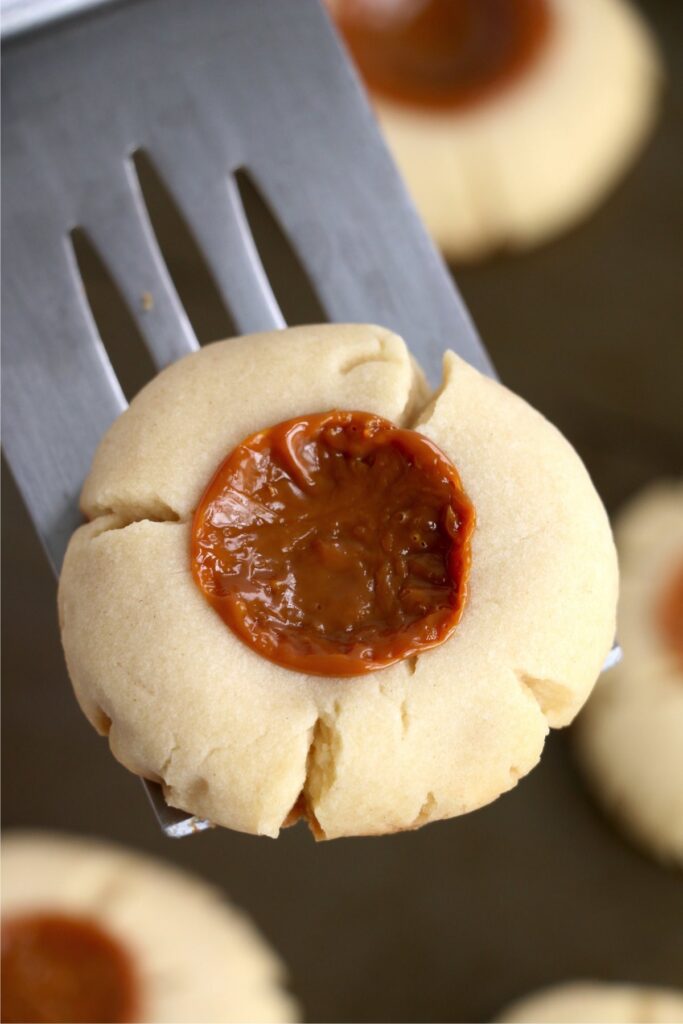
[192,411,474,676]
[656,560,683,668]
[1,912,139,1024]
[333,0,552,111]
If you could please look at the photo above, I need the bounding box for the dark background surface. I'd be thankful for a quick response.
[2,1,682,1021]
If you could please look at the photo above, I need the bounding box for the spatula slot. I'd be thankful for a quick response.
[234,167,327,327]
[70,228,156,402]
[131,149,237,345]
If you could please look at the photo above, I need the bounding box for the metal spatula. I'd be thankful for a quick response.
[2,0,492,836]
[1,0,610,837]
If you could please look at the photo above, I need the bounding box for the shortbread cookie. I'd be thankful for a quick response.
[58,324,617,839]
[498,981,683,1022]
[331,0,662,259]
[576,482,683,864]
[1,832,298,1023]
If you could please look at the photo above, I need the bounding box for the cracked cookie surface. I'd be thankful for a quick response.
[58,324,617,838]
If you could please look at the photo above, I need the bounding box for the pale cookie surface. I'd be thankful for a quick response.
[575,482,683,864]
[370,0,661,259]
[58,324,617,839]
[1,832,298,1024]
[497,981,683,1023]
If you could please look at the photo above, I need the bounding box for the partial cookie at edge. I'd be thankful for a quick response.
[2,831,298,1024]
[497,981,683,1023]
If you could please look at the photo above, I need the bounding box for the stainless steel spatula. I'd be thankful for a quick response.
[1,0,609,837]
[2,0,493,835]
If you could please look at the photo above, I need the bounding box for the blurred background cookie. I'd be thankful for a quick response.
[497,980,683,1022]
[575,482,683,865]
[330,0,662,259]
[1,832,298,1024]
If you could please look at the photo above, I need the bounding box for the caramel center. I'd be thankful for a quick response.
[656,560,683,668]
[1,912,139,1024]
[192,410,474,676]
[334,0,552,111]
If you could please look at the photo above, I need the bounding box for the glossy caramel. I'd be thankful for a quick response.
[334,0,551,111]
[192,411,474,676]
[1,912,139,1024]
